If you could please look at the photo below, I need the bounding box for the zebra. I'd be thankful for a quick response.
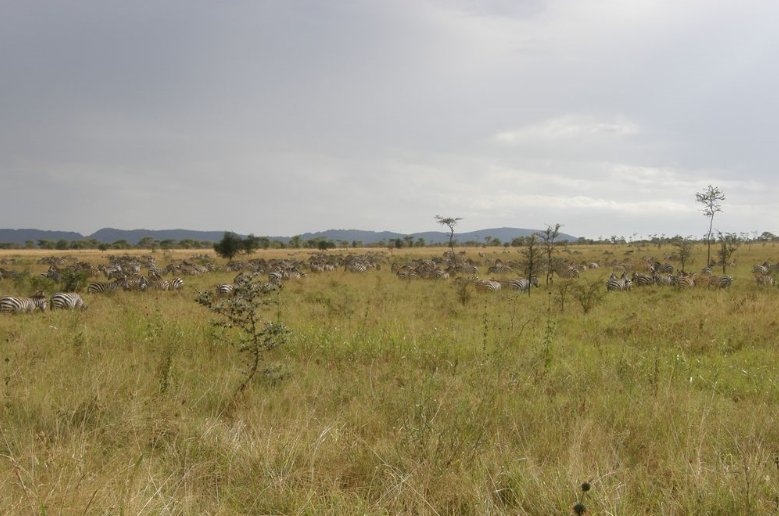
[650,262,674,274]
[631,272,655,287]
[50,292,86,310]
[507,277,539,292]
[268,270,285,284]
[753,263,769,275]
[474,279,502,292]
[673,273,695,289]
[607,272,631,291]
[215,283,234,296]
[1,294,47,313]
[150,277,184,291]
[755,273,774,287]
[121,275,148,291]
[87,280,123,294]
[654,273,674,287]
[708,275,733,289]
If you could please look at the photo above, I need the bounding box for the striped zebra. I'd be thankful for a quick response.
[396,268,419,280]
[87,280,123,294]
[755,273,774,287]
[507,277,539,292]
[50,292,86,310]
[753,263,770,275]
[150,277,184,291]
[474,279,502,292]
[708,275,733,289]
[654,273,674,287]
[673,273,695,289]
[607,272,631,291]
[344,262,368,273]
[651,262,674,274]
[1,295,47,313]
[122,275,148,291]
[215,283,234,296]
[631,272,655,287]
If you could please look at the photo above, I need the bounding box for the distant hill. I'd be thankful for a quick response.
[0,229,84,245]
[0,227,578,246]
[293,227,577,245]
[88,228,231,245]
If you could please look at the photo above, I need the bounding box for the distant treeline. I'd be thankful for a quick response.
[0,231,777,251]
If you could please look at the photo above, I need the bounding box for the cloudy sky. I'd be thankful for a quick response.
[2,0,777,239]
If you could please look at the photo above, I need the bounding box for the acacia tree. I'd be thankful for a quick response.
[214,232,244,261]
[696,185,725,267]
[196,277,288,396]
[673,236,694,273]
[539,223,562,287]
[435,215,462,263]
[717,231,739,274]
[522,234,541,297]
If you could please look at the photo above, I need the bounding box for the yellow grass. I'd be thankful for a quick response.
[1,243,778,513]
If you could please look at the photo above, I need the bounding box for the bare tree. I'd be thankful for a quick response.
[435,215,462,264]
[521,234,540,297]
[696,185,725,267]
[538,223,562,287]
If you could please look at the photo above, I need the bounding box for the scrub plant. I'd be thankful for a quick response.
[196,278,289,396]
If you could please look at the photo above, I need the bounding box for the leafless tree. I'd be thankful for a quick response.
[696,185,725,267]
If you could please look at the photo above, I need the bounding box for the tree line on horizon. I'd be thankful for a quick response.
[2,230,778,253]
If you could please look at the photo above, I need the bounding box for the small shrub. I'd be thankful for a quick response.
[574,279,605,314]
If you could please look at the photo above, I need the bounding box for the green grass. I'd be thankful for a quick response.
[1,243,778,513]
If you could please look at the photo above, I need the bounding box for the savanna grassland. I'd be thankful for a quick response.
[1,243,778,514]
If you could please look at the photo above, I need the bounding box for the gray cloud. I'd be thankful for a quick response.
[1,0,777,238]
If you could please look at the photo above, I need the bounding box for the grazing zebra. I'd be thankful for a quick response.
[753,263,770,275]
[673,273,695,289]
[631,272,655,287]
[487,263,513,274]
[50,292,86,310]
[0,295,47,313]
[122,275,148,291]
[396,269,418,280]
[215,283,234,296]
[507,277,539,292]
[344,262,368,273]
[607,272,631,291]
[651,262,674,274]
[708,275,733,289]
[150,276,184,291]
[654,273,674,287]
[87,280,123,294]
[268,270,285,283]
[755,274,774,287]
[474,279,502,292]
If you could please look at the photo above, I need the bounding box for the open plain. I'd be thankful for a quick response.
[1,243,778,514]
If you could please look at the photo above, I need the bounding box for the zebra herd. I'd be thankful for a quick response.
[0,292,86,313]
[473,277,540,292]
[86,275,184,293]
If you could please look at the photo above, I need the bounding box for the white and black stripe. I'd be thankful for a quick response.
[215,283,234,296]
[507,277,539,292]
[1,295,47,313]
[50,292,86,310]
[475,279,502,292]
[87,280,123,294]
[607,272,631,291]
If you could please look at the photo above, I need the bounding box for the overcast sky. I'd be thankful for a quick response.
[2,1,777,239]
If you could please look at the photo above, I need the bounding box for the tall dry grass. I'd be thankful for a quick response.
[1,242,778,513]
